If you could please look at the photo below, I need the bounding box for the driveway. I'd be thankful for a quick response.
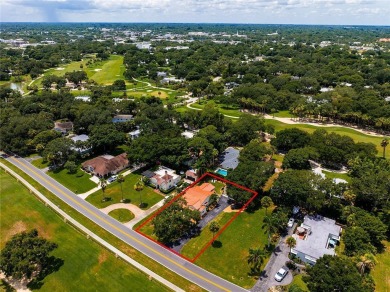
[251,225,296,292]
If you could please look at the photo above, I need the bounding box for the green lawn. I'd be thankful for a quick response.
[90,55,126,85]
[322,170,352,183]
[273,110,293,118]
[86,173,164,210]
[48,167,96,194]
[187,208,270,288]
[31,157,50,169]
[287,274,309,291]
[0,169,168,292]
[0,160,204,292]
[371,241,390,292]
[108,209,135,223]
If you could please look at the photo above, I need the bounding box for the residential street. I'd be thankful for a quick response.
[5,156,248,292]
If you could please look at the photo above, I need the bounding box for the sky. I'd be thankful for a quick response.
[1,0,389,25]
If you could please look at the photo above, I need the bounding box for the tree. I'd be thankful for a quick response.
[90,124,126,153]
[209,222,220,242]
[43,138,74,167]
[283,147,318,170]
[262,215,280,248]
[261,196,273,215]
[64,160,77,174]
[247,248,267,273]
[344,227,375,256]
[99,178,107,201]
[112,79,126,91]
[0,229,59,280]
[356,253,377,275]
[134,180,144,207]
[270,128,311,151]
[239,139,273,163]
[286,236,297,249]
[117,174,125,202]
[380,138,389,158]
[304,255,368,292]
[227,114,265,146]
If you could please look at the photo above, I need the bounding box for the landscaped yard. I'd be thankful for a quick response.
[108,209,135,223]
[0,169,168,292]
[183,207,270,288]
[86,173,164,209]
[322,170,352,183]
[31,157,50,169]
[287,274,309,291]
[48,166,96,194]
[371,240,390,292]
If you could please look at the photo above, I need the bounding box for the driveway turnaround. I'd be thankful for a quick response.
[6,156,248,292]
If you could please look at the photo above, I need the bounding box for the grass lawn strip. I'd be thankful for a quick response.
[48,166,96,194]
[86,173,164,209]
[0,160,203,292]
[0,169,168,292]
[371,240,390,292]
[109,209,135,223]
[31,157,50,169]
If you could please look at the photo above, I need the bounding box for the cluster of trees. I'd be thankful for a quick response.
[272,128,378,169]
[152,197,200,244]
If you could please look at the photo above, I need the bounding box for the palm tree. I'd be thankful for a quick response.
[356,253,377,275]
[117,174,125,202]
[212,148,219,166]
[134,180,144,207]
[247,248,267,272]
[99,177,107,201]
[209,221,220,242]
[260,196,273,216]
[381,138,389,159]
[286,236,297,249]
[262,215,279,248]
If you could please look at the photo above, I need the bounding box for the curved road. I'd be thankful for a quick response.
[6,156,247,292]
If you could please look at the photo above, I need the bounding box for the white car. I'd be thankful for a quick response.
[107,175,118,183]
[274,266,288,282]
[287,218,294,228]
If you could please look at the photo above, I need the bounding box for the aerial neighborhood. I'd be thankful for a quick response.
[0,21,389,292]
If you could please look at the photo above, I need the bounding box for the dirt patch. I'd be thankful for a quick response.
[5,221,27,241]
[223,206,240,213]
[274,161,282,168]
[98,251,109,265]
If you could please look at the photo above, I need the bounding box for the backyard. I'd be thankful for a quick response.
[86,173,164,209]
[0,169,168,292]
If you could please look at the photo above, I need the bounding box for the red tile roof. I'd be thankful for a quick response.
[82,153,128,176]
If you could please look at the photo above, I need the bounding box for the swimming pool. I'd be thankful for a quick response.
[215,168,228,177]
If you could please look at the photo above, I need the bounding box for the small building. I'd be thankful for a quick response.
[290,215,341,265]
[181,130,197,139]
[70,134,92,154]
[54,121,73,134]
[219,147,240,170]
[182,183,215,216]
[75,96,91,102]
[82,153,129,177]
[157,71,167,78]
[185,169,198,182]
[142,166,181,192]
[112,115,134,123]
[128,128,141,140]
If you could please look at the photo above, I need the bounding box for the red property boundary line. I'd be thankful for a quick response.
[135,172,258,263]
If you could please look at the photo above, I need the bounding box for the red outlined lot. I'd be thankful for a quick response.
[135,172,258,263]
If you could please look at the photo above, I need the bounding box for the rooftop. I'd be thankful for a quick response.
[219,147,240,170]
[293,215,341,260]
[71,134,89,142]
[183,183,215,211]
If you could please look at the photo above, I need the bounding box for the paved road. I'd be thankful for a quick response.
[6,156,248,292]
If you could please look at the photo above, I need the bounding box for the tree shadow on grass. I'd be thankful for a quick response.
[27,257,64,290]
[211,240,222,248]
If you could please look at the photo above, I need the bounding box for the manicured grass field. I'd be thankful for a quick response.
[48,167,96,194]
[287,274,309,291]
[31,157,50,169]
[90,55,126,84]
[273,110,293,118]
[1,160,204,292]
[0,169,168,292]
[86,173,164,210]
[187,207,270,288]
[371,241,390,292]
[108,209,135,223]
[322,170,352,183]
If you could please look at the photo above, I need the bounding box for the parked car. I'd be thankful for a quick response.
[287,218,295,228]
[274,266,288,282]
[107,175,118,183]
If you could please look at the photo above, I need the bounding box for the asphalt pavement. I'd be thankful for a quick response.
[6,156,248,292]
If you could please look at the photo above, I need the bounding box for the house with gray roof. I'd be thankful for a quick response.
[290,215,341,265]
[219,147,240,170]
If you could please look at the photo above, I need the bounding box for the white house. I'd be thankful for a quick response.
[70,134,92,154]
[142,166,181,192]
[290,215,341,265]
[128,128,141,140]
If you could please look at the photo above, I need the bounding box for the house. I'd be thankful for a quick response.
[54,121,73,134]
[182,183,215,216]
[290,215,341,265]
[82,153,129,177]
[74,96,91,102]
[70,134,92,154]
[219,147,240,170]
[112,115,134,123]
[181,130,197,139]
[128,128,141,139]
[157,71,167,78]
[142,166,181,192]
[185,169,198,182]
